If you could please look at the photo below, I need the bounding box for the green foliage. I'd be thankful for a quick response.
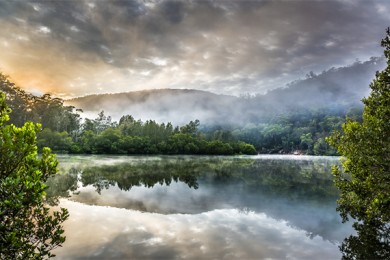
[0,71,349,156]
[0,93,68,259]
[235,142,257,155]
[179,119,200,135]
[327,28,390,259]
[300,133,313,152]
[206,140,234,155]
[0,73,82,137]
[33,112,255,155]
[37,129,73,153]
[0,78,255,156]
[231,109,344,154]
[56,114,256,155]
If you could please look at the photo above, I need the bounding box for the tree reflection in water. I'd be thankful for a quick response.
[81,160,200,193]
[47,156,390,256]
[46,156,339,202]
[339,221,390,259]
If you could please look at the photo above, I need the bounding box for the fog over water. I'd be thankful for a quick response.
[51,155,354,259]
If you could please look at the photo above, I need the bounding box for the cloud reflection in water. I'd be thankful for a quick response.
[50,155,354,258]
[54,199,341,259]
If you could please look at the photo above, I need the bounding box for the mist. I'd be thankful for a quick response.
[65,57,385,126]
[251,57,386,112]
[52,154,353,259]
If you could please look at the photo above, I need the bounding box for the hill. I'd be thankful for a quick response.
[66,89,241,125]
[250,57,385,113]
[65,57,385,125]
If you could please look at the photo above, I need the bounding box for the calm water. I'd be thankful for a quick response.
[50,155,354,259]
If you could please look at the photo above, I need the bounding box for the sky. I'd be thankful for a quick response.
[0,0,389,99]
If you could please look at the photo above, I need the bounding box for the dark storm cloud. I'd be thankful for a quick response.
[0,0,389,97]
[161,1,186,24]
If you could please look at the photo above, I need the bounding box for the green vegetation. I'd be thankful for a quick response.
[0,75,257,155]
[0,74,82,134]
[230,108,360,155]
[43,113,256,155]
[0,93,68,259]
[34,108,356,156]
[327,28,390,259]
[1,72,356,155]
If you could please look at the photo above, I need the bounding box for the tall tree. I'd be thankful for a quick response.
[327,28,390,259]
[0,93,68,259]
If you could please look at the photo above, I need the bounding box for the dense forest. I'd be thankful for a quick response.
[0,73,256,155]
[0,72,360,155]
[229,107,362,155]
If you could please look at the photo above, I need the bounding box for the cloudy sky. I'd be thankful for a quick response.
[0,0,389,98]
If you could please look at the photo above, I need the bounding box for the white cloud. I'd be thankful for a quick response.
[70,25,80,32]
[53,199,344,259]
[37,26,51,34]
[146,57,168,66]
[0,0,389,97]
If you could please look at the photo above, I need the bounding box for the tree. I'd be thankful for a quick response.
[327,28,390,259]
[0,93,68,259]
[180,119,200,135]
[300,133,313,152]
[37,129,73,153]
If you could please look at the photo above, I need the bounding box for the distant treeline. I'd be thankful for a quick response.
[0,73,256,155]
[38,114,257,155]
[230,107,362,155]
[0,73,360,155]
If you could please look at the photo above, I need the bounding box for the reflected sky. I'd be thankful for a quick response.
[52,155,353,259]
[54,200,343,260]
[68,180,350,243]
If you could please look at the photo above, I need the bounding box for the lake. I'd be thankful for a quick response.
[50,155,354,259]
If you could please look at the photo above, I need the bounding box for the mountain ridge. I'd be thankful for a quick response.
[65,57,386,125]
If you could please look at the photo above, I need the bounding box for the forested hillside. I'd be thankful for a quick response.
[0,74,82,132]
[230,108,362,155]
[1,68,366,155]
[66,57,383,125]
[0,73,256,155]
[247,57,385,115]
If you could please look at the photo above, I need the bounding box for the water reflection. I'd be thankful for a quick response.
[339,221,390,259]
[48,155,354,259]
[49,155,339,206]
[54,200,343,259]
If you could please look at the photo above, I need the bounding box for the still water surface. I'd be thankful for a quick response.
[50,155,354,259]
